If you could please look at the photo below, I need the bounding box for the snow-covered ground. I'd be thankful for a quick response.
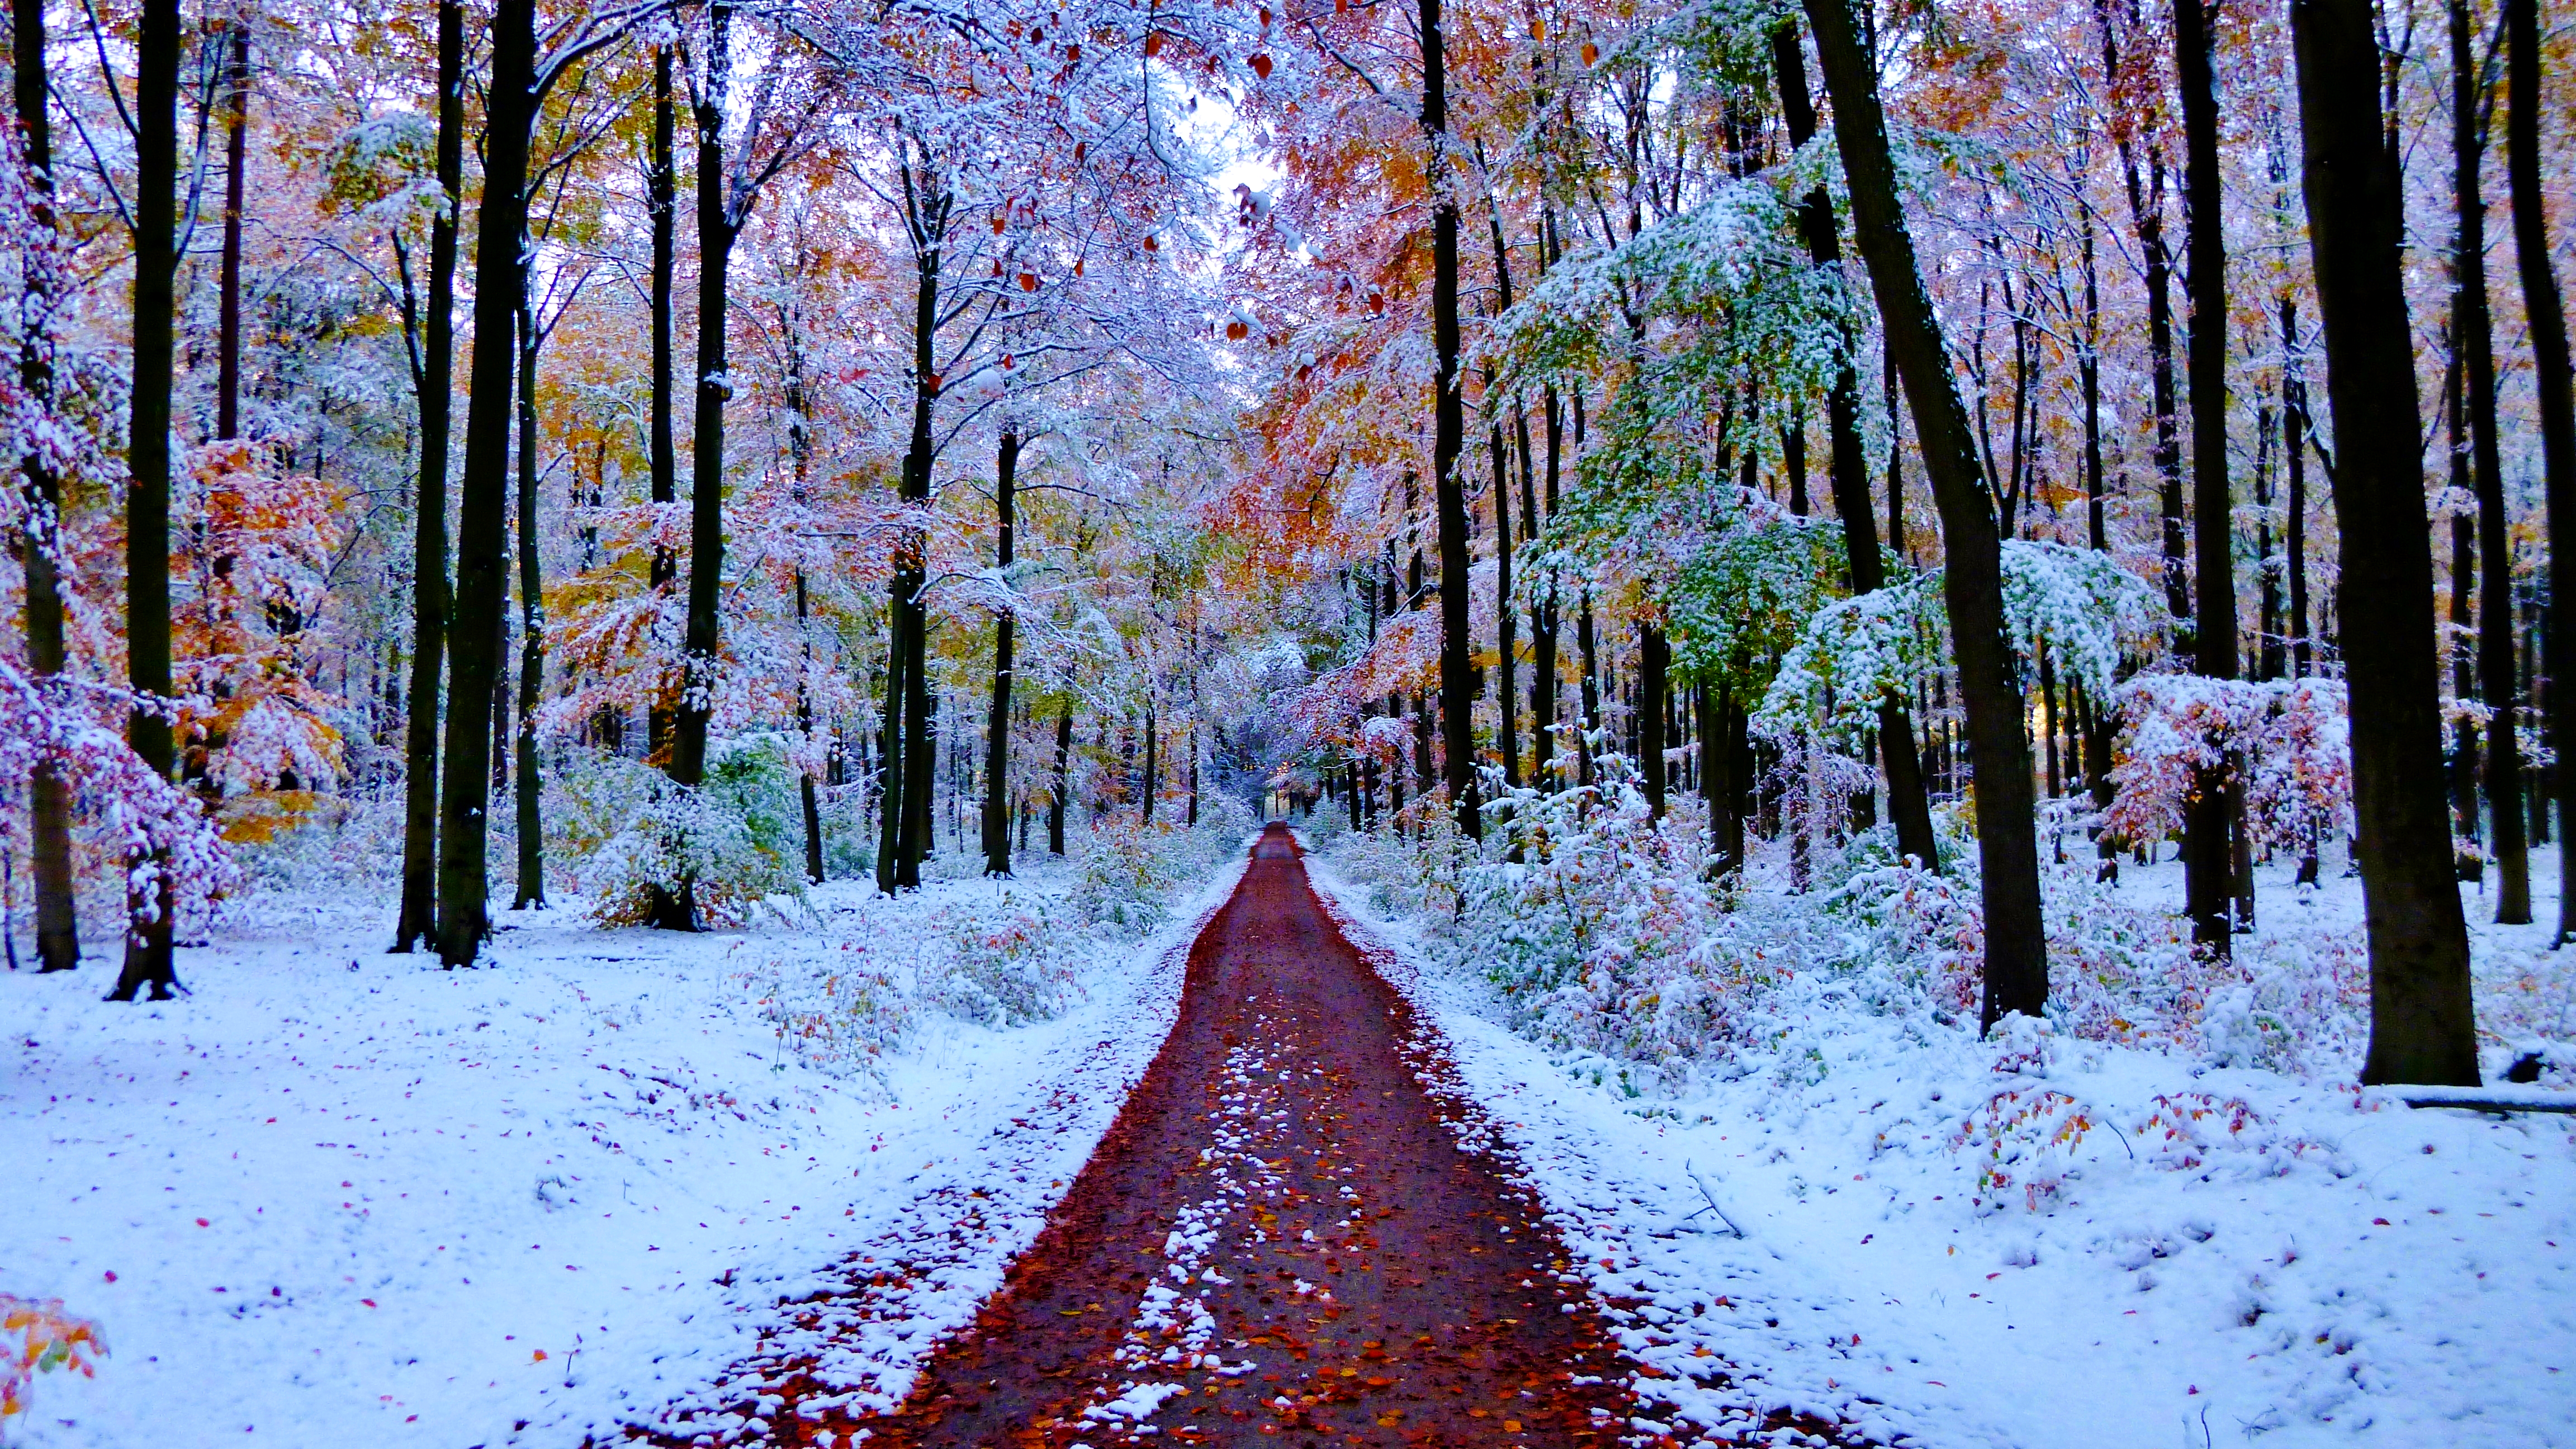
[0,852,1246,1449]
[1307,846,2576,1449]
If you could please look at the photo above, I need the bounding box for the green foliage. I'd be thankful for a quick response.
[577,737,809,927]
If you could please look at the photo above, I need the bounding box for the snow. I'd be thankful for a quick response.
[1305,845,2576,1449]
[0,851,1247,1448]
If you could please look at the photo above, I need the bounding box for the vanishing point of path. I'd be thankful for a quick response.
[869,824,1639,1447]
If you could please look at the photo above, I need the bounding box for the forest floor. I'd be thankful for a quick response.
[0,850,1249,1449]
[6,830,2574,1449]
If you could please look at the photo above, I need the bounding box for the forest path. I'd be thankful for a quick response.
[856,823,1639,1447]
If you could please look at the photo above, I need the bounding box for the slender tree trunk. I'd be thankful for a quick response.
[1576,596,1599,785]
[1142,697,1158,825]
[2096,0,2189,633]
[2454,0,2529,922]
[1808,0,2048,1029]
[395,0,461,954]
[510,300,546,910]
[1422,0,1476,839]
[2506,0,2576,936]
[111,0,182,1001]
[2450,424,2482,857]
[1640,621,1668,818]
[782,314,825,885]
[434,0,534,967]
[14,0,78,972]
[2179,0,2239,950]
[671,1,734,794]
[646,45,676,764]
[2283,298,2315,679]
[982,430,1020,876]
[1049,703,1072,854]
[1531,388,1562,786]
[879,159,944,893]
[1491,423,1518,788]
[2291,0,2479,1085]
[1775,16,1938,871]
[216,22,248,438]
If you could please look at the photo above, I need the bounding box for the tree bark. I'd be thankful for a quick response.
[395,0,461,954]
[2178,0,2239,951]
[111,0,182,1001]
[212,24,249,438]
[878,147,944,893]
[1421,0,1475,840]
[434,0,534,967]
[2506,0,2576,937]
[646,44,676,765]
[1639,621,1668,818]
[1773,16,1938,872]
[510,296,547,910]
[14,0,78,972]
[2094,0,2190,632]
[2455,0,2530,922]
[1048,704,1072,854]
[982,430,1020,876]
[2290,0,2479,1085]
[671,1,734,793]
[1807,0,2048,1029]
[2283,297,2314,679]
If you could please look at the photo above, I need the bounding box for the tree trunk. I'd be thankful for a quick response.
[14,0,78,972]
[1422,0,1475,840]
[982,430,1020,876]
[1774,16,1938,872]
[1639,621,1668,818]
[510,298,547,910]
[1491,423,1518,789]
[2283,297,2315,678]
[434,0,534,967]
[2095,0,2189,632]
[395,0,461,954]
[671,1,733,793]
[879,154,944,894]
[646,44,677,765]
[111,0,182,1001]
[2507,0,2576,935]
[1049,704,1072,854]
[1807,0,2048,1029]
[1531,387,1562,787]
[1141,697,1158,825]
[216,22,248,439]
[2291,0,2479,1086]
[2179,0,2239,951]
[2455,0,2530,922]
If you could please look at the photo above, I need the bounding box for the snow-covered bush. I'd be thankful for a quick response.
[740,945,916,1079]
[1069,797,1258,933]
[924,891,1082,1026]
[1440,759,1786,1085]
[579,737,807,926]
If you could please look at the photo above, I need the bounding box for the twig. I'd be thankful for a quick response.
[1682,1159,1745,1238]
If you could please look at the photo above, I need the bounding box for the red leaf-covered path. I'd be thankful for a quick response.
[645,824,1650,1447]
[860,824,1638,1446]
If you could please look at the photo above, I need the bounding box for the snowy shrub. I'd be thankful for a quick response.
[1069,799,1257,934]
[740,945,915,1079]
[1445,759,1782,1083]
[924,891,1082,1026]
[1,1295,103,1427]
[581,736,807,927]
[1951,1086,2095,1213]
[1070,817,1182,932]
